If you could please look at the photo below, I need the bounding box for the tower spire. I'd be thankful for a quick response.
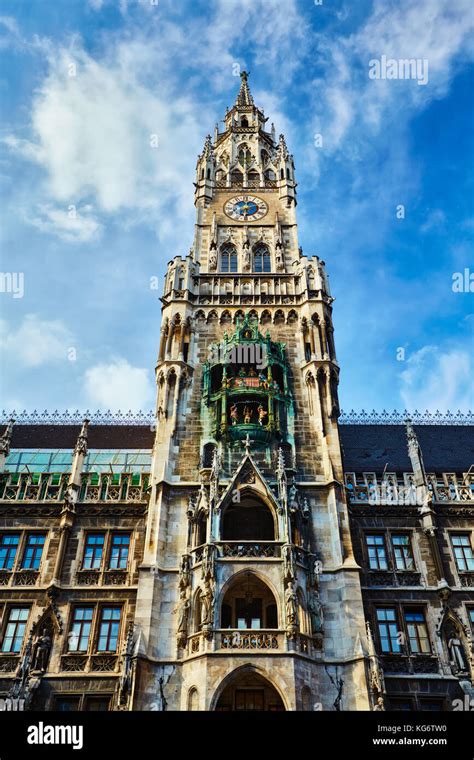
[235,70,254,106]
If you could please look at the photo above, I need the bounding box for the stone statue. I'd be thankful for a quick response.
[177,592,190,648]
[308,590,324,634]
[201,543,215,581]
[31,628,52,673]
[285,582,298,626]
[283,544,295,582]
[178,554,191,592]
[243,249,251,271]
[200,580,214,627]
[209,252,217,271]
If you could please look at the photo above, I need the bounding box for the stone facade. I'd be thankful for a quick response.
[0,74,472,712]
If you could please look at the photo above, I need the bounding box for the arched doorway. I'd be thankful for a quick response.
[214,669,285,711]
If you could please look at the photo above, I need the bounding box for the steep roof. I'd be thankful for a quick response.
[339,424,473,474]
[2,423,473,473]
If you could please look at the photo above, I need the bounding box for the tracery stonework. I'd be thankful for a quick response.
[0,73,472,712]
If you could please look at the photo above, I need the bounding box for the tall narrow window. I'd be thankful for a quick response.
[83,534,105,570]
[2,607,29,653]
[109,534,130,570]
[0,533,20,570]
[376,608,400,653]
[69,607,93,652]
[451,534,474,572]
[469,609,474,634]
[253,244,271,273]
[366,535,388,570]
[392,535,415,570]
[220,244,237,273]
[404,609,430,654]
[21,533,46,570]
[97,608,121,652]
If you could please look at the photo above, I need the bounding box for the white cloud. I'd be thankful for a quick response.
[26,203,102,243]
[420,209,446,233]
[399,344,473,411]
[83,358,154,410]
[4,42,203,224]
[314,0,474,153]
[0,314,74,368]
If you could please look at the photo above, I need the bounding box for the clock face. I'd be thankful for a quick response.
[224,195,268,222]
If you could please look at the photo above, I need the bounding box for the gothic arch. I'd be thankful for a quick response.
[260,309,271,324]
[207,310,218,323]
[438,609,471,676]
[220,487,278,541]
[253,242,271,273]
[217,567,281,618]
[273,309,285,324]
[287,309,298,324]
[210,664,288,711]
[187,687,199,711]
[220,309,232,324]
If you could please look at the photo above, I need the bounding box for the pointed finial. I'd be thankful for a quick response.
[0,418,15,457]
[235,70,254,106]
[74,418,89,456]
[244,434,251,455]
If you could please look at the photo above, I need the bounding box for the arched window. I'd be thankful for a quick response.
[206,168,211,179]
[222,496,275,541]
[286,167,290,180]
[253,244,271,273]
[280,168,284,180]
[188,687,199,711]
[241,116,249,127]
[220,573,278,629]
[221,243,238,273]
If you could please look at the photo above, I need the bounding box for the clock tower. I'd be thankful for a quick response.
[133,72,371,711]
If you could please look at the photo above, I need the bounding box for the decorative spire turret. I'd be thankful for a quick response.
[235,71,254,106]
[0,417,14,470]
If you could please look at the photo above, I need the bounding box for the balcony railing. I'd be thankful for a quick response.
[218,629,281,650]
[345,472,474,505]
[0,471,150,503]
[217,541,281,558]
[0,472,69,502]
[79,472,149,502]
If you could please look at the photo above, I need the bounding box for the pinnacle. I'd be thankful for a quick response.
[235,70,254,107]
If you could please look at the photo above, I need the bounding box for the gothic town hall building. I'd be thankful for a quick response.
[0,74,473,712]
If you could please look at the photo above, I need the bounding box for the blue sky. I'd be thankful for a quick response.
[0,0,473,415]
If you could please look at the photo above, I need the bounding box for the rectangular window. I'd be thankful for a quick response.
[83,533,105,570]
[56,697,80,712]
[69,607,93,652]
[0,534,20,570]
[376,608,401,653]
[109,533,130,570]
[97,608,121,652]
[366,535,388,570]
[84,697,110,711]
[21,533,46,570]
[404,609,431,654]
[388,698,414,711]
[392,535,415,570]
[451,534,474,572]
[1,607,29,653]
